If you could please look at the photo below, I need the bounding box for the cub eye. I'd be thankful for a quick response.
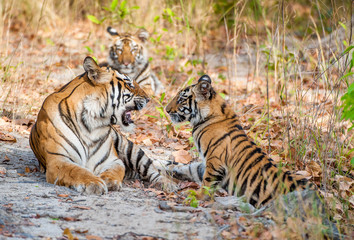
[125,80,135,89]
[177,97,184,104]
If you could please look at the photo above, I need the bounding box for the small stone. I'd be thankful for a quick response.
[0,166,6,174]
[6,169,18,178]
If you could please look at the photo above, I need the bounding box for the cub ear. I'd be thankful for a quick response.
[83,57,103,83]
[136,28,149,42]
[193,75,213,100]
[198,75,212,83]
[107,26,119,36]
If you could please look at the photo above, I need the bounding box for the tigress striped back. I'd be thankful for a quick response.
[102,26,164,95]
[165,75,314,207]
[29,57,173,194]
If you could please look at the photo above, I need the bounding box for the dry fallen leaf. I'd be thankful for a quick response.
[295,170,312,179]
[143,138,153,146]
[3,155,10,162]
[306,160,322,177]
[72,205,91,210]
[57,194,69,198]
[12,118,33,126]
[63,217,79,221]
[63,228,77,240]
[0,132,16,142]
[179,181,200,190]
[85,235,103,240]
[168,142,187,150]
[335,175,354,192]
[172,150,192,164]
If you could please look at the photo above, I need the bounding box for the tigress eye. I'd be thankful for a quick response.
[131,47,138,53]
[116,49,122,54]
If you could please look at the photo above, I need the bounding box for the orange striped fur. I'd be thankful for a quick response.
[30,57,171,194]
[166,75,314,207]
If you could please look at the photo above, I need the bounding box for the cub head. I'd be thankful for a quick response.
[106,26,149,75]
[165,75,216,126]
[82,56,149,132]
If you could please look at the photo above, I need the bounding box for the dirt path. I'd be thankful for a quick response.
[0,133,222,239]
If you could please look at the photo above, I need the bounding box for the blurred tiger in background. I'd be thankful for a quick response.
[100,26,164,95]
[165,75,314,208]
[30,56,173,194]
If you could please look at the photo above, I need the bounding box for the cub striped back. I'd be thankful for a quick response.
[165,75,314,207]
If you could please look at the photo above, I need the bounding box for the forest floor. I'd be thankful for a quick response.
[0,21,353,239]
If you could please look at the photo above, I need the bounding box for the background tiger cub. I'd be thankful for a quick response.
[165,75,314,208]
[101,26,164,95]
[29,57,172,194]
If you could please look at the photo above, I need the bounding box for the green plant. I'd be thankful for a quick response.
[87,0,140,26]
[184,189,199,208]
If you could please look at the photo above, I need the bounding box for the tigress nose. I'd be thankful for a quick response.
[123,61,130,66]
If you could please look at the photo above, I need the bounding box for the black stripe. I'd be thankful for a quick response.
[126,141,134,170]
[250,198,257,206]
[150,173,159,183]
[252,181,262,201]
[242,154,265,174]
[237,147,262,172]
[135,149,144,170]
[230,133,247,142]
[94,145,111,171]
[197,163,205,181]
[142,159,152,177]
[260,194,273,206]
[46,151,74,162]
[221,103,226,114]
[90,129,111,158]
[232,138,250,152]
[45,110,83,160]
[135,62,149,82]
[206,129,239,157]
[137,76,149,85]
[239,178,248,196]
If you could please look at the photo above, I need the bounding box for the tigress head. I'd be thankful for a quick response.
[106,26,149,75]
[82,57,149,132]
[165,75,219,126]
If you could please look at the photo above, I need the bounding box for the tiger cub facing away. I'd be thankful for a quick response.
[101,26,164,95]
[30,57,171,194]
[165,75,314,207]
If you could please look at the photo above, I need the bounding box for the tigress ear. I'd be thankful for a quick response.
[136,28,149,42]
[83,57,108,84]
[193,75,213,100]
[107,26,119,36]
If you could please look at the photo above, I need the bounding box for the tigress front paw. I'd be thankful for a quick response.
[73,177,108,195]
[100,166,125,191]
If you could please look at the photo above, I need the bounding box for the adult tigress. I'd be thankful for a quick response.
[165,75,315,208]
[101,26,164,95]
[29,57,172,194]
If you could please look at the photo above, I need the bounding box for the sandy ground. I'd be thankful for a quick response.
[0,132,223,239]
[0,26,257,239]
